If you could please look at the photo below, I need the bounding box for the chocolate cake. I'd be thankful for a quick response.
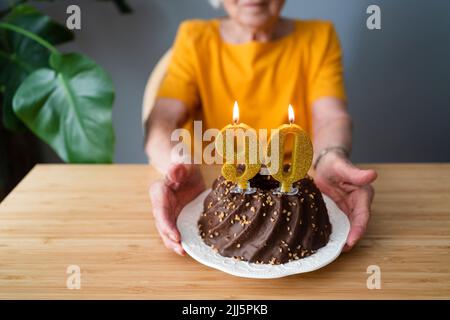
[198,171,332,265]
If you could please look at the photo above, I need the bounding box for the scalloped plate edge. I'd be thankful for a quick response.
[177,189,350,279]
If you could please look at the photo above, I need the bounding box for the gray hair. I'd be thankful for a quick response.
[209,0,222,9]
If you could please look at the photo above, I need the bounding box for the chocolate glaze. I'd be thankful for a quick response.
[198,173,332,264]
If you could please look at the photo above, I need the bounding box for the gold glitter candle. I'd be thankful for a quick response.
[268,105,313,193]
[215,102,261,192]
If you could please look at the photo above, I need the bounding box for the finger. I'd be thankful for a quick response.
[335,160,377,186]
[166,163,197,191]
[167,163,189,184]
[149,181,181,243]
[338,181,359,193]
[346,186,374,250]
[149,183,185,256]
[165,164,183,190]
[157,224,186,256]
[335,198,350,215]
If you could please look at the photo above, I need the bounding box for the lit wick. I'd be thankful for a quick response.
[233,100,239,125]
[288,104,295,125]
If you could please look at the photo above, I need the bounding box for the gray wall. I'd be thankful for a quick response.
[35,0,450,163]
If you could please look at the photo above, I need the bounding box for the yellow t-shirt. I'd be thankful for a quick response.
[157,19,346,137]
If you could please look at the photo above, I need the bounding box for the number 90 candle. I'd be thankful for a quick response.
[268,105,313,194]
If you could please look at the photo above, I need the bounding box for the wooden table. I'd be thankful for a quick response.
[0,164,449,299]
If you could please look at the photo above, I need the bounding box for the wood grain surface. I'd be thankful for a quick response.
[0,164,449,299]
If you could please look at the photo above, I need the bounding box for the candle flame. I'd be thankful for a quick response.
[233,101,240,124]
[288,104,295,124]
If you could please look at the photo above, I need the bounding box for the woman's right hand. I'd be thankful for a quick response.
[149,163,205,255]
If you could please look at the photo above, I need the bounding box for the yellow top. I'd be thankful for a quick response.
[156,19,346,136]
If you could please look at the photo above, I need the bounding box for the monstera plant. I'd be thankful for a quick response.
[0,1,130,198]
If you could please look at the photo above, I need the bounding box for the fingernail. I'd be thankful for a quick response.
[168,233,179,242]
[175,247,184,256]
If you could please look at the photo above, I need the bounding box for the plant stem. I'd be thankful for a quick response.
[0,22,59,55]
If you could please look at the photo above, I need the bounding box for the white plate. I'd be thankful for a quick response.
[177,189,350,279]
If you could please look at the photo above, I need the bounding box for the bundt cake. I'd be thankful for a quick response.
[198,171,332,265]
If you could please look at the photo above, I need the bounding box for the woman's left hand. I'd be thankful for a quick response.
[313,151,377,251]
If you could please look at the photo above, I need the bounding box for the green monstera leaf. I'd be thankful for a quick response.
[0,4,74,131]
[13,53,115,163]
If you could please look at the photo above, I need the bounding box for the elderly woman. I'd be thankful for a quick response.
[146,0,377,256]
